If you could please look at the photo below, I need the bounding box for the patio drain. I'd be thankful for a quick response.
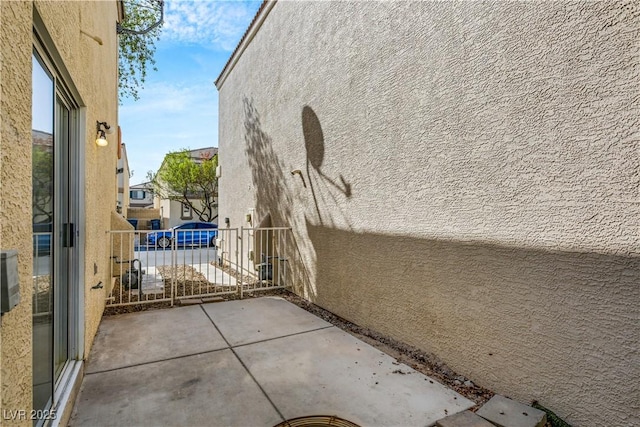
[274,415,360,427]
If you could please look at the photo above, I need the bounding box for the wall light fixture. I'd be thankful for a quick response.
[96,121,113,147]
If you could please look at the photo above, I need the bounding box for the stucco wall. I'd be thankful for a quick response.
[0,1,36,421]
[117,144,130,215]
[217,2,640,426]
[0,0,120,419]
[126,208,161,230]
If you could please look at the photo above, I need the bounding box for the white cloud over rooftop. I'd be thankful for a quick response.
[163,0,259,51]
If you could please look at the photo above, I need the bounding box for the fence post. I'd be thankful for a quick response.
[239,227,244,299]
[171,228,176,306]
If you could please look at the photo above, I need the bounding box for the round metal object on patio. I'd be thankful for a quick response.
[274,415,360,427]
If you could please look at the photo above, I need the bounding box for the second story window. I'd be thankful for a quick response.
[130,190,146,199]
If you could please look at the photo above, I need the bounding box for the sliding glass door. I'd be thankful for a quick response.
[32,50,77,418]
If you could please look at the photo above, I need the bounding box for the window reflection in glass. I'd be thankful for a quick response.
[32,52,54,414]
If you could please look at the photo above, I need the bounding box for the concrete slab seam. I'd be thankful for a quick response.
[231,325,336,349]
[199,304,286,423]
[83,347,231,376]
[199,304,234,348]
[228,346,286,423]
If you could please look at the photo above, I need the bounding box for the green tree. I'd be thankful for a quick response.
[148,149,219,222]
[32,146,53,224]
[118,0,164,101]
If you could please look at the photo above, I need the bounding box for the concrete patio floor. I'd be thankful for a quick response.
[70,297,473,427]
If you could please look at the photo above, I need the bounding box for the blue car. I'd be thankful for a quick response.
[145,222,218,249]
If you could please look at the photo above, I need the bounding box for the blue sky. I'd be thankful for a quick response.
[120,0,263,185]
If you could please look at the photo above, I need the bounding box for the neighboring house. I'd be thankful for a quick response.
[215,2,639,427]
[129,182,154,209]
[154,147,219,228]
[116,142,131,215]
[1,1,122,423]
[32,129,53,224]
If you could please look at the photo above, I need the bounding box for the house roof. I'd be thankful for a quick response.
[32,130,53,148]
[155,147,218,175]
[117,0,125,22]
[214,0,274,89]
[185,147,218,160]
[130,182,152,190]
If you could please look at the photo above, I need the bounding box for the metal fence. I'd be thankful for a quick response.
[106,226,294,307]
[237,227,292,298]
[33,232,53,317]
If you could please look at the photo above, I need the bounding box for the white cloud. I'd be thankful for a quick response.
[121,81,212,115]
[162,0,260,50]
[120,0,260,183]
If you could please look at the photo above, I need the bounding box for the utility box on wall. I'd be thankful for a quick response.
[1,250,21,314]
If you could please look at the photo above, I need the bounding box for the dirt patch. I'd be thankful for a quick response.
[103,301,173,316]
[105,265,236,315]
[156,265,237,297]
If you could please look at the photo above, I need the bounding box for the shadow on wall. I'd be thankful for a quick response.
[243,96,293,226]
[243,97,316,297]
[301,105,352,228]
[304,219,639,427]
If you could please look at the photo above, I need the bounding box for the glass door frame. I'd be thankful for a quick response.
[53,92,72,384]
[33,20,86,419]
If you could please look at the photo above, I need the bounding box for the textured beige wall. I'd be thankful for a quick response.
[0,0,120,418]
[126,208,161,230]
[126,208,160,221]
[0,1,35,421]
[217,2,640,426]
[50,1,118,362]
[117,144,131,215]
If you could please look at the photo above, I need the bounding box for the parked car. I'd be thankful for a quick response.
[145,222,218,249]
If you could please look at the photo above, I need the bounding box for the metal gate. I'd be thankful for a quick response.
[106,226,293,307]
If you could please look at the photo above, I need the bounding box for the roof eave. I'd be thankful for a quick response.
[117,0,125,23]
[214,0,276,90]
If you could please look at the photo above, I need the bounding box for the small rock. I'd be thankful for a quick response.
[464,380,474,388]
[441,367,454,377]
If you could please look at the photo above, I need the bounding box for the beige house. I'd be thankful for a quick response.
[1,1,123,424]
[129,182,155,209]
[153,147,219,228]
[215,2,639,426]
[116,142,131,215]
